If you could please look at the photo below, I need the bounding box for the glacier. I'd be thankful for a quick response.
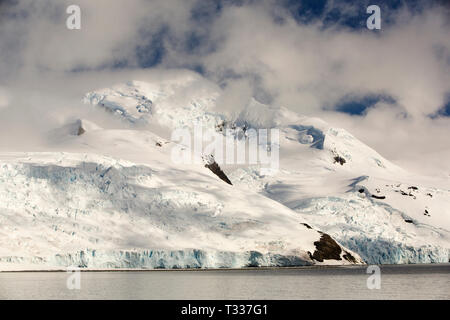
[0,72,448,269]
[0,153,363,270]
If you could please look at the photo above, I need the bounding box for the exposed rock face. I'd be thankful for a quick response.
[77,125,86,136]
[333,155,346,165]
[49,119,101,140]
[343,251,358,263]
[202,154,233,185]
[205,161,232,185]
[310,232,342,262]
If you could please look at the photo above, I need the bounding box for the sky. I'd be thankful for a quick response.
[0,0,449,176]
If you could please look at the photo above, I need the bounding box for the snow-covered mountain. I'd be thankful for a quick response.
[0,73,448,270]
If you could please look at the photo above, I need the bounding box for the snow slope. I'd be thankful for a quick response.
[0,152,362,270]
[0,72,448,269]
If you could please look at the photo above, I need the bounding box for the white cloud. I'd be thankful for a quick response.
[319,105,450,175]
[0,0,449,175]
[0,0,195,74]
[0,87,10,109]
[186,3,450,118]
[168,2,450,175]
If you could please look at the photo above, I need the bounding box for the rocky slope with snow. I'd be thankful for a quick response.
[0,72,448,270]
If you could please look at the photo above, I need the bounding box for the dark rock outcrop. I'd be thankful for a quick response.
[310,232,342,262]
[343,250,358,263]
[77,126,86,136]
[205,161,232,185]
[333,155,346,165]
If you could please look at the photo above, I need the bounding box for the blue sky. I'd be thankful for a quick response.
[333,94,396,115]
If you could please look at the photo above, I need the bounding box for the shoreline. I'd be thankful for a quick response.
[1,263,448,273]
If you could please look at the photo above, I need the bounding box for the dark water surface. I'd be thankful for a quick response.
[0,264,448,299]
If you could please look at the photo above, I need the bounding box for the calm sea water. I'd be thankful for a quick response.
[0,264,448,300]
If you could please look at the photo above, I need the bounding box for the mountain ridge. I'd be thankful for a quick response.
[0,75,448,270]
